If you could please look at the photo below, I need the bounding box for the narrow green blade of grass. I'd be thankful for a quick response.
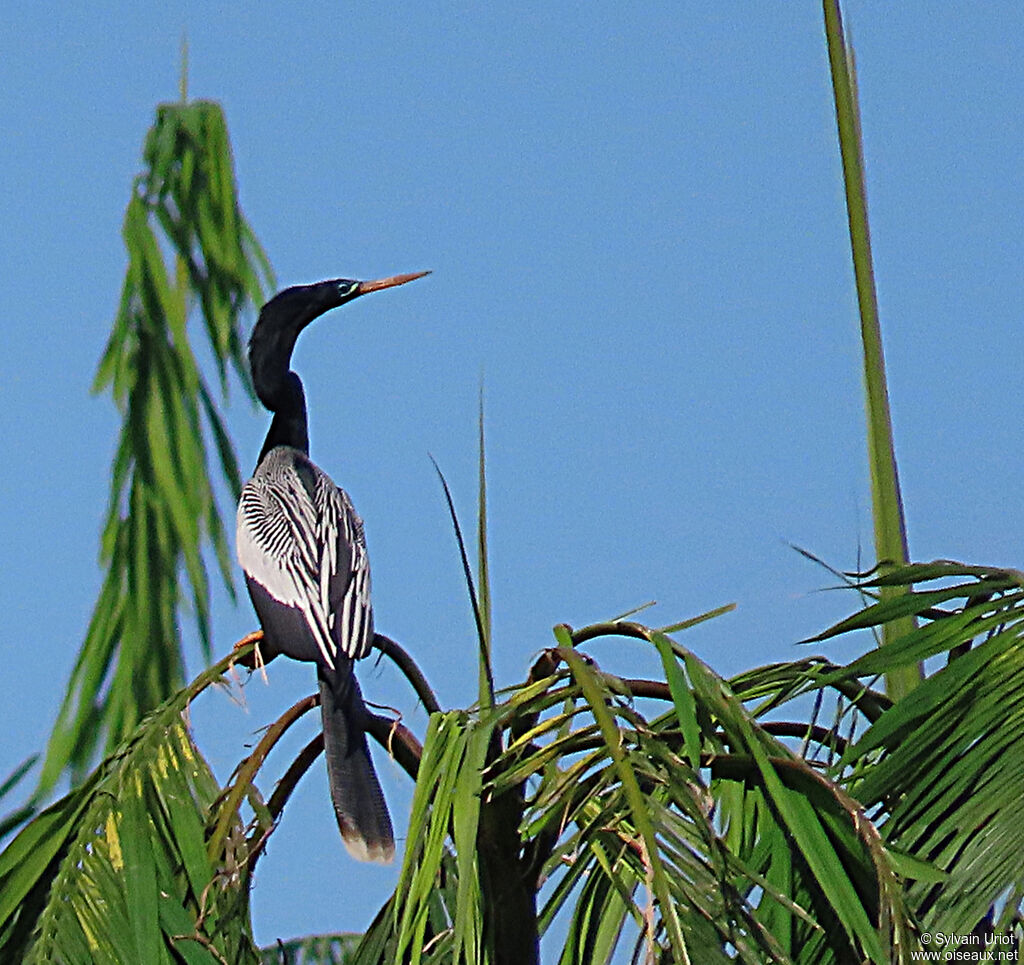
[651,632,702,771]
[476,389,494,709]
[452,720,492,961]
[431,457,495,708]
[823,0,921,699]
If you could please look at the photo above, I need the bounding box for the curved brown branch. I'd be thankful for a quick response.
[372,632,442,714]
[230,629,439,713]
[619,677,670,700]
[244,731,325,871]
[708,752,886,869]
[561,626,894,726]
[561,621,654,647]
[218,631,433,864]
[242,702,425,875]
[268,734,323,822]
[365,711,423,780]
[711,753,836,797]
[208,693,319,861]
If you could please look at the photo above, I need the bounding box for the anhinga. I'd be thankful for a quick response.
[236,270,428,863]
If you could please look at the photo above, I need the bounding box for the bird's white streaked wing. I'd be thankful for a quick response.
[314,467,373,660]
[236,448,373,670]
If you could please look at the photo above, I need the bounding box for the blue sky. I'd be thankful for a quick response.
[2,2,1022,948]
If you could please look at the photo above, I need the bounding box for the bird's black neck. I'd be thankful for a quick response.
[248,281,353,468]
[257,371,309,464]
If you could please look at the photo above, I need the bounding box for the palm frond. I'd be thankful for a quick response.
[806,564,1024,940]
[1,646,261,965]
[362,612,913,964]
[40,98,275,796]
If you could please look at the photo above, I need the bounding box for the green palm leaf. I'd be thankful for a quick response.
[360,614,913,965]
[808,564,1024,940]
[39,97,275,796]
[1,647,262,965]
[822,0,921,700]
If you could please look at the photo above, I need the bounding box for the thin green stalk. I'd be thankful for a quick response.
[431,457,495,708]
[823,0,921,699]
[477,388,494,708]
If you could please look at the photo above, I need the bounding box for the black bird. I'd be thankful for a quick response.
[236,271,428,862]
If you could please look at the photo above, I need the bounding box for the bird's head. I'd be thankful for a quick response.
[253,271,429,346]
[249,271,430,409]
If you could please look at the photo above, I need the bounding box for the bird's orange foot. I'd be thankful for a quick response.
[232,630,266,670]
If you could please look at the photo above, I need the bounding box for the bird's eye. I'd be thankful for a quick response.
[338,281,359,298]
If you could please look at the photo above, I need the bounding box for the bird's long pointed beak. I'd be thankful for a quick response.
[356,270,431,295]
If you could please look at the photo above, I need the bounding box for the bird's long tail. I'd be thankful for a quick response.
[317,665,395,863]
